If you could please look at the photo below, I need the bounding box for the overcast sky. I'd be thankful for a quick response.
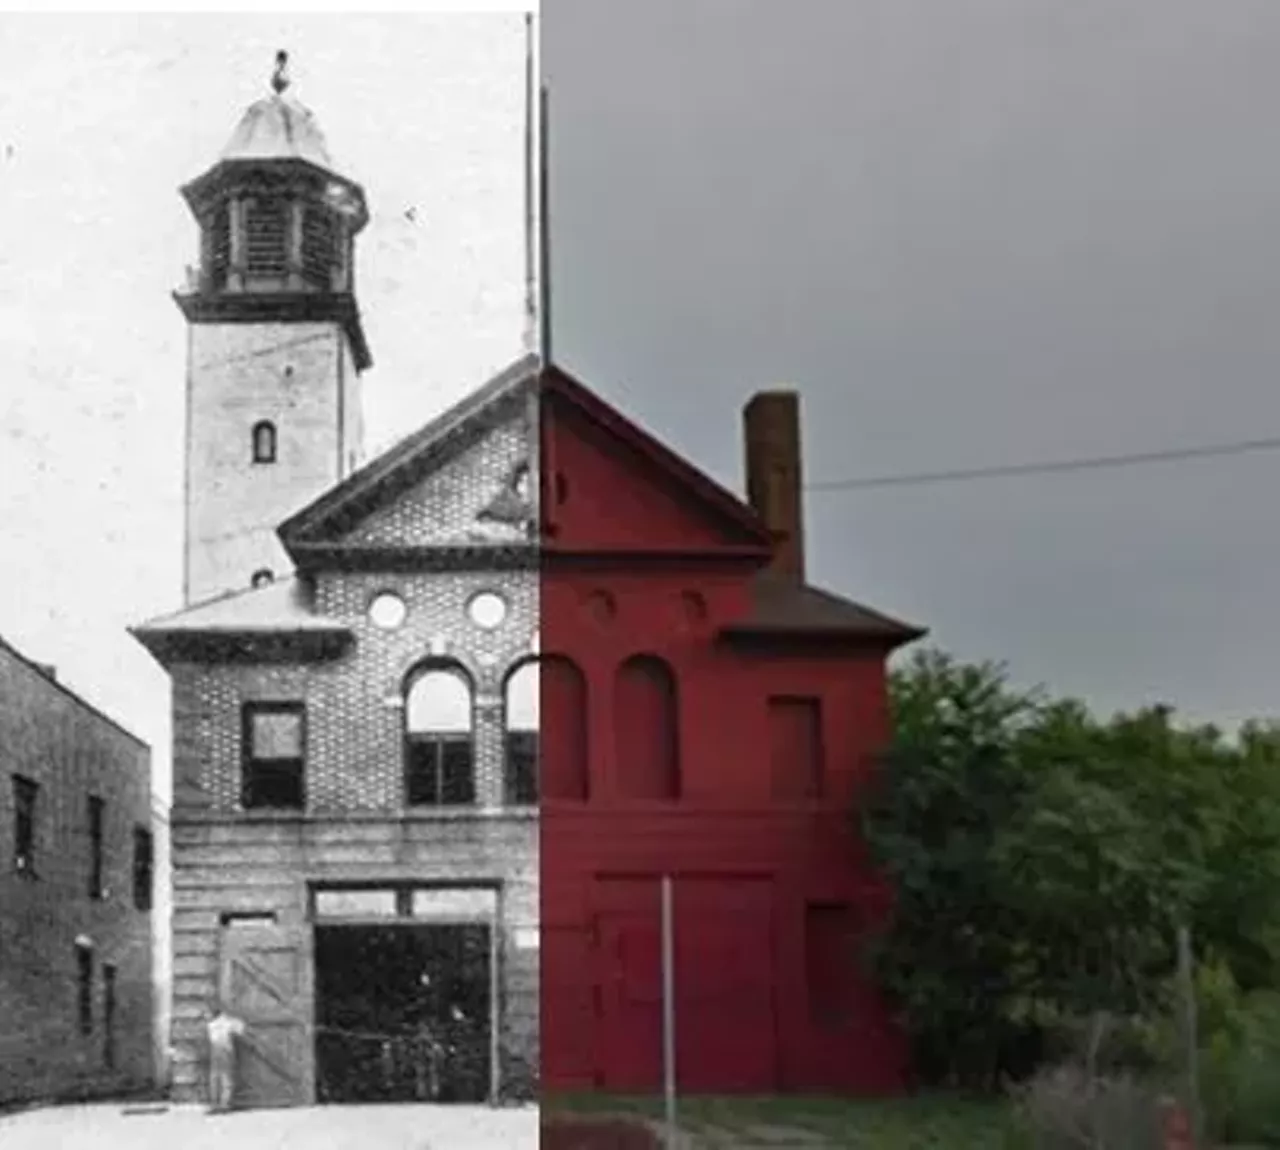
[544,0,1280,733]
[3,2,1280,806]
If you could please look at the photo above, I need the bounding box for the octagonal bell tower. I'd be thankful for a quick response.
[176,51,372,606]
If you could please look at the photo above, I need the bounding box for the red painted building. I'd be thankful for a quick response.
[538,365,925,1095]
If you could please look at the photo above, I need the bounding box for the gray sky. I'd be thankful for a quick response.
[543,0,1280,733]
[0,13,527,803]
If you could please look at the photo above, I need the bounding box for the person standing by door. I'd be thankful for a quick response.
[206,1003,247,1113]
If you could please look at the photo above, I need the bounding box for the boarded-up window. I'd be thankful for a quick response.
[543,655,588,802]
[614,655,679,800]
[768,696,824,800]
[405,663,475,807]
[805,903,856,1027]
[242,703,306,810]
[245,197,289,277]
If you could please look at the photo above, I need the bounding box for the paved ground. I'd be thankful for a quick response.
[0,1102,541,1149]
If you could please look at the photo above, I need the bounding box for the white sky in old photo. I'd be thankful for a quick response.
[0,12,531,806]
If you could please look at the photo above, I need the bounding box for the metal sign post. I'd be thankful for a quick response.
[661,874,677,1147]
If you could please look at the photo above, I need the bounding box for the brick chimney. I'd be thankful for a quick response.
[743,390,805,581]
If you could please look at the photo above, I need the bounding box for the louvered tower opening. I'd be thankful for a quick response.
[302,204,338,290]
[245,197,289,278]
[207,201,232,290]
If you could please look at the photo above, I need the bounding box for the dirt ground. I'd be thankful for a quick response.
[0,1101,541,1149]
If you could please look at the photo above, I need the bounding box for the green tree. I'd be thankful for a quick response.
[858,650,1280,1091]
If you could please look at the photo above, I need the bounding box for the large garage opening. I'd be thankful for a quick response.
[312,886,495,1105]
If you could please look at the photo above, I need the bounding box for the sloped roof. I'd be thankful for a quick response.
[130,577,351,666]
[133,576,340,634]
[279,355,774,560]
[719,573,926,648]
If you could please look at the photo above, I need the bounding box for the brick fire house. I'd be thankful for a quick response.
[133,58,925,1107]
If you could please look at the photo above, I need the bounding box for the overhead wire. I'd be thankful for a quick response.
[804,435,1280,493]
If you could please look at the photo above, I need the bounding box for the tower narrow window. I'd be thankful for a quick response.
[252,420,277,464]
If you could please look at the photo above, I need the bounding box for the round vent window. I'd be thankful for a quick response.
[467,592,508,630]
[368,592,407,631]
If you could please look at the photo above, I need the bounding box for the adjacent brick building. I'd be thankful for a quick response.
[0,635,156,1107]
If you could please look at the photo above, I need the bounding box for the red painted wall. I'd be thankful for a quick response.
[538,388,909,1095]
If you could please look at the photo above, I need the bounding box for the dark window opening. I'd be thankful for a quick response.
[244,196,289,277]
[504,731,538,806]
[12,774,37,876]
[132,827,153,912]
[88,796,105,901]
[103,964,117,1068]
[242,702,306,810]
[76,944,93,1036]
[406,737,476,807]
[252,420,277,464]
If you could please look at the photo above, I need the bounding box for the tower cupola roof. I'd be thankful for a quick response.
[219,52,337,171]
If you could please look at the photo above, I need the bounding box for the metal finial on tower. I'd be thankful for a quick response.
[271,50,290,95]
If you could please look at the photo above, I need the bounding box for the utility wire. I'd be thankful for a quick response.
[805,434,1280,493]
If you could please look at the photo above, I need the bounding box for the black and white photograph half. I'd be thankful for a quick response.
[0,8,541,1149]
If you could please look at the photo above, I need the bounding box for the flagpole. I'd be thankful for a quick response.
[522,12,537,356]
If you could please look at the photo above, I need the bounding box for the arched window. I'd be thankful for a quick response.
[404,662,475,807]
[503,660,539,806]
[252,420,277,465]
[614,655,680,800]
[503,655,589,805]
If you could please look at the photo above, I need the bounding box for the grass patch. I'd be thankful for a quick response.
[543,1093,1023,1148]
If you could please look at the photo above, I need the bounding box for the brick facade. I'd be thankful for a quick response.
[159,396,540,1105]
[0,638,155,1107]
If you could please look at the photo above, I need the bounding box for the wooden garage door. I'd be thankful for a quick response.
[218,921,311,1109]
